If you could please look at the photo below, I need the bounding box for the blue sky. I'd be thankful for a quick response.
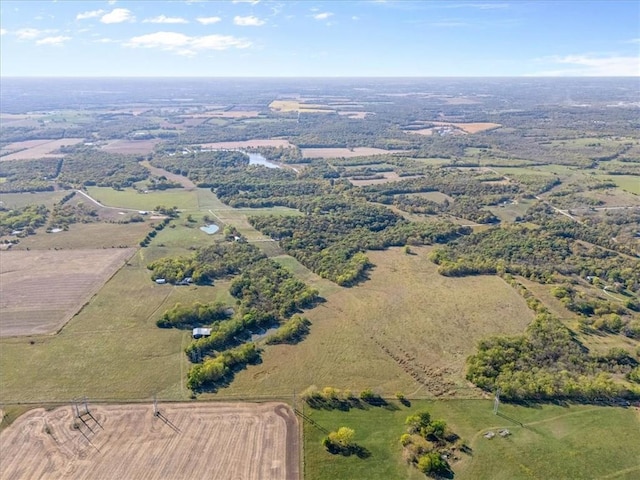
[1,0,638,76]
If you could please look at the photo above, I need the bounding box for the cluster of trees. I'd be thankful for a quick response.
[187,343,260,390]
[0,204,48,236]
[430,222,640,291]
[57,150,148,189]
[249,195,470,285]
[265,315,311,345]
[49,194,98,228]
[0,158,61,193]
[466,313,639,401]
[151,240,319,390]
[156,301,230,328]
[401,411,456,477]
[184,256,319,385]
[147,241,266,283]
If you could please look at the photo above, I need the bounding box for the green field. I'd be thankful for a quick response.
[218,247,534,399]
[303,399,640,480]
[0,191,67,209]
[86,186,200,210]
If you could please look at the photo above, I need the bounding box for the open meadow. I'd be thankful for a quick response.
[303,399,640,480]
[0,402,299,480]
[219,247,534,398]
[0,248,134,337]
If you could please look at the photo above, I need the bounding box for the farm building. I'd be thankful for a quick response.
[193,328,212,339]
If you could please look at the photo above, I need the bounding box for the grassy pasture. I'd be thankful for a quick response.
[0,249,233,403]
[303,399,640,480]
[86,187,199,211]
[218,247,534,399]
[0,191,67,209]
[604,175,640,195]
[405,191,453,204]
[11,222,150,250]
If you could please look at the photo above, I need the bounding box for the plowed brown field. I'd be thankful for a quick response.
[0,248,134,337]
[0,402,299,480]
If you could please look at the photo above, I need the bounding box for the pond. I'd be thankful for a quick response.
[247,152,281,169]
[200,224,220,234]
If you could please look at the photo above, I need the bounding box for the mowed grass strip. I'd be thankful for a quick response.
[0,249,231,402]
[217,247,534,398]
[303,399,640,480]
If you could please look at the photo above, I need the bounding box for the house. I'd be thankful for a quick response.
[192,328,212,339]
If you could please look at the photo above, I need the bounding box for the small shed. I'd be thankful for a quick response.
[192,328,212,339]
[155,278,167,284]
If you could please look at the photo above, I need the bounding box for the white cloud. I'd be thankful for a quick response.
[234,15,266,26]
[232,0,261,4]
[197,16,222,25]
[313,12,333,20]
[76,9,104,20]
[0,28,7,36]
[125,31,252,56]
[15,28,44,40]
[101,8,135,24]
[108,0,118,4]
[36,35,71,46]
[143,15,188,24]
[352,16,359,21]
[534,54,640,76]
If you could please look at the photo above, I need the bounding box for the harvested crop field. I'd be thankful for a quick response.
[198,139,294,149]
[0,402,299,480]
[101,139,161,155]
[0,248,134,337]
[302,147,398,158]
[0,139,83,161]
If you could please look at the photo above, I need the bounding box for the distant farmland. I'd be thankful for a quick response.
[0,139,83,161]
[0,248,134,336]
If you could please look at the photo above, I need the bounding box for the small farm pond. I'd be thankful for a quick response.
[200,224,220,235]
[248,153,280,169]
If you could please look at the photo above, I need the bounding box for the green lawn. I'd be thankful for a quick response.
[304,399,640,480]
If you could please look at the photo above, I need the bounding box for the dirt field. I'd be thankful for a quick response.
[198,139,294,149]
[101,139,161,155]
[0,248,134,337]
[302,147,397,158]
[0,402,299,480]
[0,139,83,161]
